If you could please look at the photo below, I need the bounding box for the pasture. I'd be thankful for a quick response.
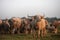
[0,18,60,40]
[0,26,60,40]
[0,33,60,40]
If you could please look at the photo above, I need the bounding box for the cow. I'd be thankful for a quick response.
[30,16,37,38]
[30,15,43,38]
[0,19,3,34]
[9,17,22,34]
[52,20,60,34]
[2,19,10,34]
[46,23,56,33]
[36,15,48,37]
[21,18,31,34]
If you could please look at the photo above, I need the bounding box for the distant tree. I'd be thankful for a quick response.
[45,17,57,22]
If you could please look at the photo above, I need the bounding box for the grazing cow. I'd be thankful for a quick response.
[46,23,56,33]
[36,16,48,37]
[52,20,60,28]
[52,20,60,34]
[10,17,22,34]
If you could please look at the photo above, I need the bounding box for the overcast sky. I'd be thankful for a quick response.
[0,0,60,19]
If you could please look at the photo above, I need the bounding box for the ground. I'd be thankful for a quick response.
[0,26,60,40]
[0,33,60,40]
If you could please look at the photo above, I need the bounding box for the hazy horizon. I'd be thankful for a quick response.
[0,0,60,19]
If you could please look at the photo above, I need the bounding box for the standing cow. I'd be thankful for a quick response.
[0,19,3,34]
[36,15,48,37]
[21,18,31,34]
[30,15,41,38]
[9,17,22,34]
[2,19,10,34]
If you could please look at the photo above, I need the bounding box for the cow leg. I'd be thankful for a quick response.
[17,28,20,34]
[54,28,57,34]
[32,29,36,38]
[43,28,47,37]
[25,29,28,34]
[41,30,43,37]
[41,28,46,37]
[25,26,28,34]
[12,28,16,34]
[5,26,10,34]
[30,29,33,34]
[37,29,40,38]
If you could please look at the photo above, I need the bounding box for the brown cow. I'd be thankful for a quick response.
[0,19,2,24]
[0,19,3,33]
[36,16,48,37]
[30,15,48,38]
[10,17,22,34]
[52,20,60,34]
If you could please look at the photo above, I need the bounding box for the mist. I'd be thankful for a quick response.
[0,0,60,19]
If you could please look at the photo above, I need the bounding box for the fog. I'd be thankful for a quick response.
[0,0,60,19]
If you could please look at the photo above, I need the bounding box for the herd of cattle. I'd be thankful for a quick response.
[0,15,60,37]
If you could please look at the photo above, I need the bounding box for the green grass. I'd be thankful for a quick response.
[0,33,60,40]
[0,26,60,40]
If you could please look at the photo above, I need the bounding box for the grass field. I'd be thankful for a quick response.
[0,26,60,40]
[0,32,60,40]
